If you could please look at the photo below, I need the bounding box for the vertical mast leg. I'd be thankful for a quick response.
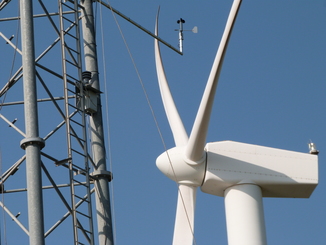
[81,0,114,244]
[20,0,45,244]
[224,183,267,245]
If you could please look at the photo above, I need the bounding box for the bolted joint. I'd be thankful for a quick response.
[20,137,45,150]
[90,170,113,182]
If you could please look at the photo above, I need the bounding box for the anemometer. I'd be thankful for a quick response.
[175,18,198,53]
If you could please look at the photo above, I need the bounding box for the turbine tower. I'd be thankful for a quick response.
[154,0,318,244]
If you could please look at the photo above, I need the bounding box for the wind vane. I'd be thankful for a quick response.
[175,18,198,53]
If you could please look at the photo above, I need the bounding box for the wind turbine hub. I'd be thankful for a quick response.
[156,146,206,186]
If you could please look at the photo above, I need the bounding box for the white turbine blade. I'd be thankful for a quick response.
[173,184,197,245]
[155,11,188,147]
[185,0,242,164]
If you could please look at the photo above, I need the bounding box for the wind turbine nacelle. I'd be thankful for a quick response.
[201,141,318,198]
[156,146,206,186]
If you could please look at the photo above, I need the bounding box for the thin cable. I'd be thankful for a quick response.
[105,1,197,244]
[105,1,169,151]
[98,2,117,244]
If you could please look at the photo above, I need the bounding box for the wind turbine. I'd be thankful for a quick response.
[154,1,318,245]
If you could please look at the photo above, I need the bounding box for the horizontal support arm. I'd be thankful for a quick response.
[96,0,182,55]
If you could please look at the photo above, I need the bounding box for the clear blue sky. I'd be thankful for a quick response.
[0,1,325,244]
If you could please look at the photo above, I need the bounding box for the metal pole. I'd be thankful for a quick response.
[19,0,45,244]
[177,18,185,53]
[81,0,114,244]
[224,183,267,245]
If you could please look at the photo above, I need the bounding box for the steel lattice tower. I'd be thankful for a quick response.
[0,1,113,244]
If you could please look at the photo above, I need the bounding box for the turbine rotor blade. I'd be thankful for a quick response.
[185,0,242,164]
[173,184,197,245]
[155,10,188,147]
